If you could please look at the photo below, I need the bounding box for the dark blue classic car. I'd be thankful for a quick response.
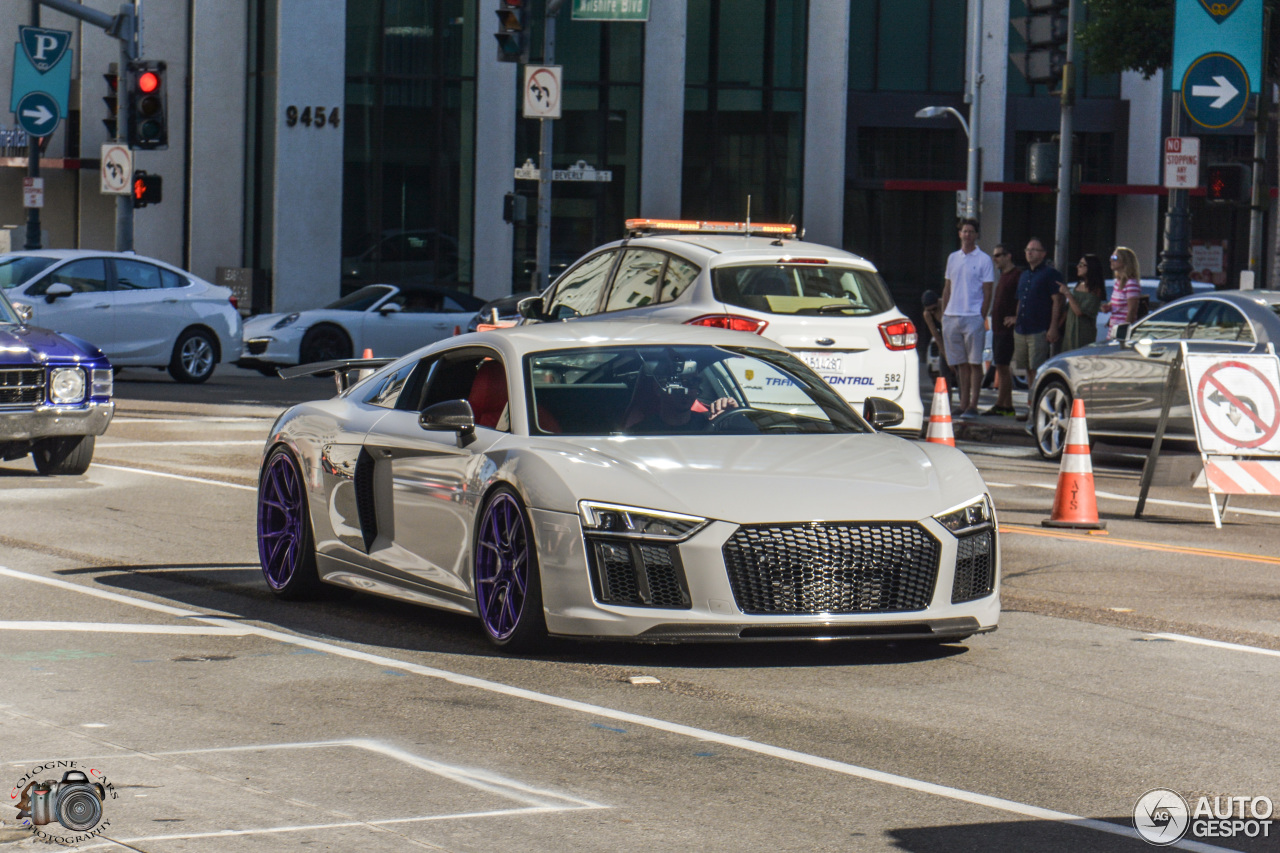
[1,286,113,475]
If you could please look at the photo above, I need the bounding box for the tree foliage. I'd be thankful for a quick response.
[1079,0,1280,80]
[1078,0,1174,79]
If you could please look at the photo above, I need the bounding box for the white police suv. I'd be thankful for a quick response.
[517,219,921,435]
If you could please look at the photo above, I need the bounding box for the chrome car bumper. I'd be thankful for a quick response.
[0,401,114,442]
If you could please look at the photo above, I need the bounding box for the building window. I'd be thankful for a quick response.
[342,0,476,295]
[682,0,807,223]
[848,0,965,93]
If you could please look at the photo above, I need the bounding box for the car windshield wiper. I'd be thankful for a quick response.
[816,303,860,314]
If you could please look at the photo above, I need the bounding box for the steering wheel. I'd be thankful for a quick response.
[710,407,762,433]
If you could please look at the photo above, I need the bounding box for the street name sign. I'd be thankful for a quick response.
[514,158,613,182]
[1163,137,1200,189]
[572,0,650,21]
[1173,0,1262,129]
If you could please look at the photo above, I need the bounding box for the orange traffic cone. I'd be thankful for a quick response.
[1043,398,1106,529]
[453,325,462,336]
[362,347,373,359]
[926,377,955,446]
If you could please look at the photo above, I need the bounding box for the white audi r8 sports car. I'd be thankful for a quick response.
[257,322,999,650]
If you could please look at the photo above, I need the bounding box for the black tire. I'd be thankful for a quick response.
[257,446,321,600]
[299,324,352,365]
[1033,380,1073,461]
[31,436,95,476]
[474,486,546,652]
[168,328,218,383]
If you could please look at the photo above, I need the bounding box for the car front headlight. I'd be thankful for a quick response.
[933,495,993,535]
[579,501,707,540]
[49,367,86,404]
[271,313,301,330]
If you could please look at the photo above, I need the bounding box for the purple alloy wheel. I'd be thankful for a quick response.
[475,493,530,640]
[258,451,306,590]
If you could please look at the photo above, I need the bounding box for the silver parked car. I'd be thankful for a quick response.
[0,250,242,383]
[1030,290,1280,459]
[516,219,923,436]
[258,322,998,650]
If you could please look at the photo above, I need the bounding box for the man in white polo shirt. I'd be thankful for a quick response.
[941,218,994,418]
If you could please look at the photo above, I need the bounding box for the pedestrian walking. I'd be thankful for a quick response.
[983,243,1020,416]
[1013,237,1064,410]
[1107,246,1143,339]
[941,218,994,419]
[1059,254,1106,352]
[920,289,957,397]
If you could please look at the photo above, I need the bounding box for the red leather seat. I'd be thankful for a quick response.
[469,361,508,429]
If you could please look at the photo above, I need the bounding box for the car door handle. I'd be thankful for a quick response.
[94,303,111,309]
[162,298,180,303]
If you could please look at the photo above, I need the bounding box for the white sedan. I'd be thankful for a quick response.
[238,284,485,372]
[258,321,999,650]
[0,250,242,383]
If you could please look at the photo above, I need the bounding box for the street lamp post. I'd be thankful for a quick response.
[916,105,978,221]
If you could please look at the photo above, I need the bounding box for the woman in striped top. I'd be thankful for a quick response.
[1107,246,1142,339]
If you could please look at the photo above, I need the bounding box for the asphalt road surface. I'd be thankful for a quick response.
[1,366,1276,852]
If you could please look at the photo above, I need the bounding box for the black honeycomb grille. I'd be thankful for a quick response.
[951,530,996,603]
[722,523,940,614]
[0,369,43,407]
[587,537,691,609]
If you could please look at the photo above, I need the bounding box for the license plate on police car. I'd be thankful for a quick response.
[799,352,843,373]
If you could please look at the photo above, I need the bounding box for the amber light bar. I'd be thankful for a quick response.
[625,218,798,237]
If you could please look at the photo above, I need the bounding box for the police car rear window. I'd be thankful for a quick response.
[713,265,895,316]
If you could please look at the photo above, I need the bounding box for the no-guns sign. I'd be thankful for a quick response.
[1185,353,1280,454]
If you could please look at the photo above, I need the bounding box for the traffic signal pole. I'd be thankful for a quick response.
[1052,0,1075,274]
[535,10,556,292]
[37,0,139,252]
[24,0,41,250]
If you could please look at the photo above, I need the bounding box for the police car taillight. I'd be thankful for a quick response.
[685,314,769,334]
[625,218,798,237]
[878,319,917,351]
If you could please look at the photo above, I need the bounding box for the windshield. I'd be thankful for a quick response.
[0,256,58,289]
[524,344,869,436]
[713,264,895,316]
[0,288,20,324]
[325,285,393,311]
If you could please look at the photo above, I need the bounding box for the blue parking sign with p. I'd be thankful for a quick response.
[10,25,73,120]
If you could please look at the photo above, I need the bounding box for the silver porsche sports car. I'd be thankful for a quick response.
[257,322,999,649]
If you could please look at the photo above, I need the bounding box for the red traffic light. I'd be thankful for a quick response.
[138,71,159,93]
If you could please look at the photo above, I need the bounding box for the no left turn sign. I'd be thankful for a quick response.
[100,143,133,195]
[1186,353,1280,454]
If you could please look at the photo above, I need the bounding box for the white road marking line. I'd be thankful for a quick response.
[1151,632,1280,659]
[93,464,257,491]
[986,481,1280,518]
[0,621,250,635]
[0,566,1237,851]
[100,440,263,448]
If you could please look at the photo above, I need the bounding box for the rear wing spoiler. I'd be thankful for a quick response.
[278,357,395,394]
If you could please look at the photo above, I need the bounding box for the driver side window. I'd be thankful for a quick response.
[544,251,617,320]
[1131,300,1203,341]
